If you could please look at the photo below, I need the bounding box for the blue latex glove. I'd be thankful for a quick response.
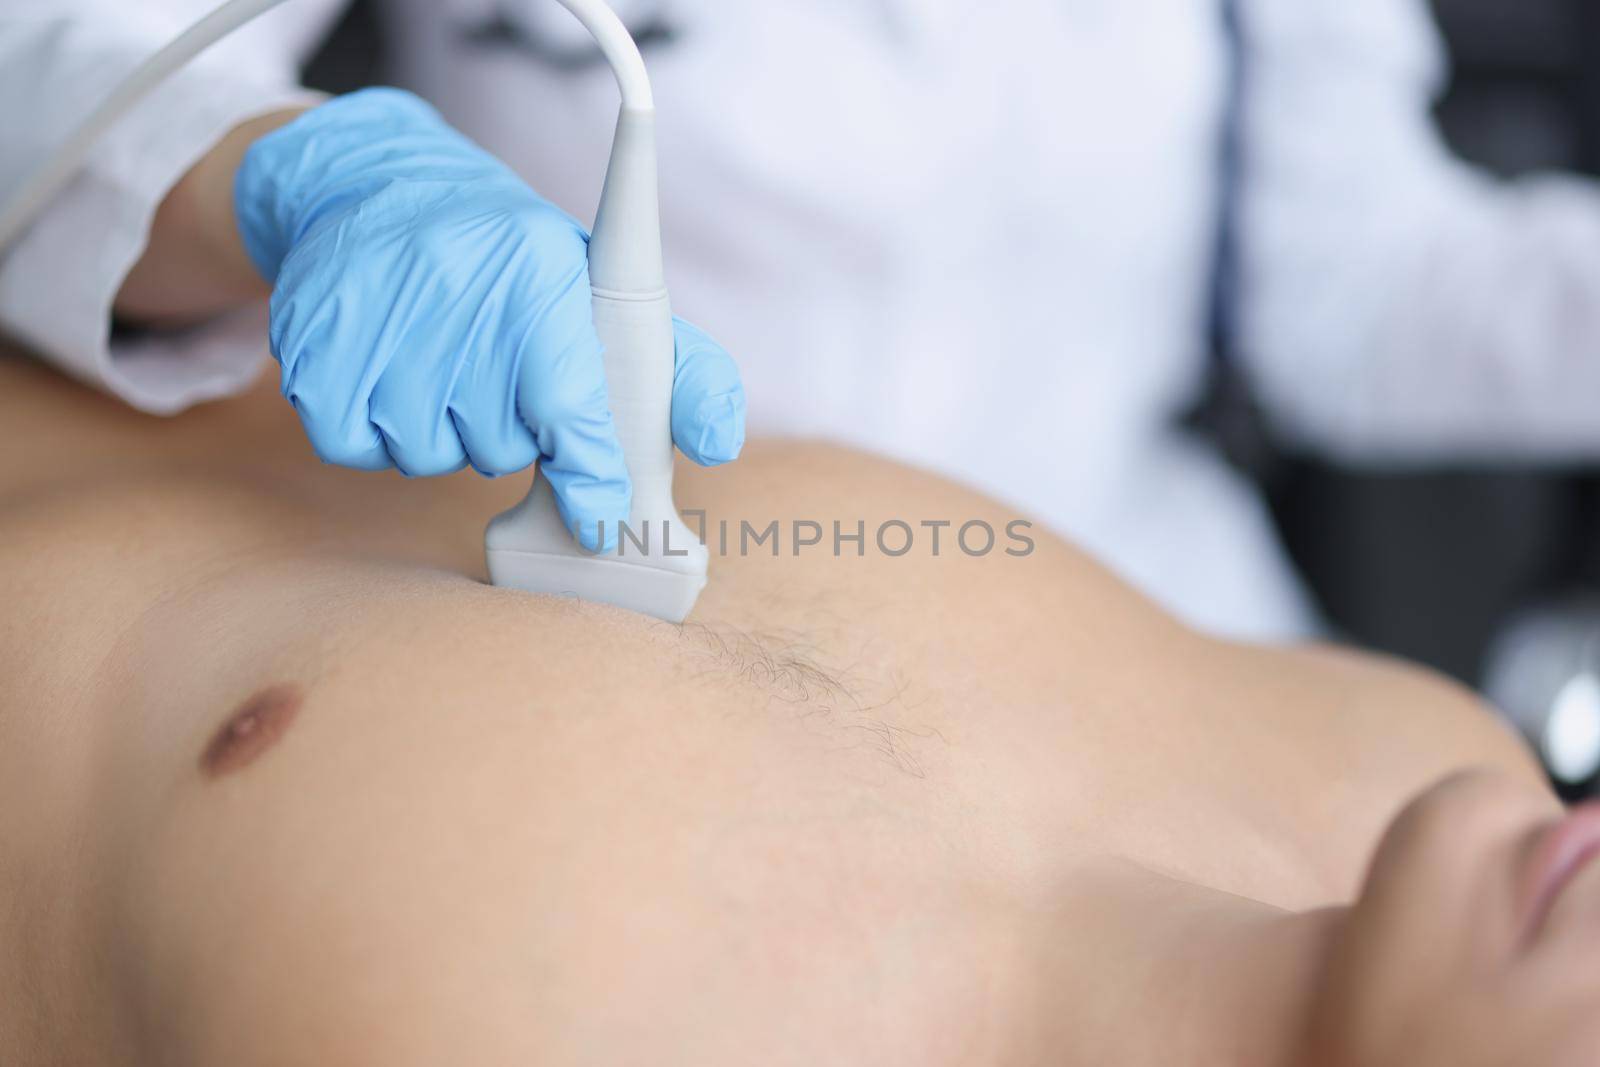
[234,88,746,551]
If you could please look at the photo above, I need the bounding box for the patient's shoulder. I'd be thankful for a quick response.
[678,439,995,519]
[1275,641,1545,811]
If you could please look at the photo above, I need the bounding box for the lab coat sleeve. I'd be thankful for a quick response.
[0,1,345,414]
[1234,0,1600,463]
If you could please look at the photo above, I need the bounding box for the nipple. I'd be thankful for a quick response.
[200,684,304,779]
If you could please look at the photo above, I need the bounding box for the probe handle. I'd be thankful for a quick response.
[484,106,709,622]
[483,288,709,621]
[591,290,683,527]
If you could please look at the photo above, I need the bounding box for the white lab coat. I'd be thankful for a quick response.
[6,0,1600,641]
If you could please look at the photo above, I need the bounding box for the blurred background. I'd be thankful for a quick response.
[1265,0,1600,799]
[302,0,1600,796]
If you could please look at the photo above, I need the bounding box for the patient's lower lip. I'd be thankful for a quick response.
[1523,802,1600,939]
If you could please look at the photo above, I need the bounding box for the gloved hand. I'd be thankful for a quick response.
[234,88,745,551]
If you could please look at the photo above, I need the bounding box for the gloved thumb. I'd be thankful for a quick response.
[670,317,747,468]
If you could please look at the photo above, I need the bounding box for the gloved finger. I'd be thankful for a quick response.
[449,341,542,479]
[371,422,471,479]
[670,317,746,468]
[285,387,393,471]
[273,284,393,472]
[369,344,473,479]
[516,272,632,554]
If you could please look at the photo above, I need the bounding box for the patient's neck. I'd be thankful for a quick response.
[1021,861,1343,1066]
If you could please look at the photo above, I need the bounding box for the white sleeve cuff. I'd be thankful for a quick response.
[0,64,320,414]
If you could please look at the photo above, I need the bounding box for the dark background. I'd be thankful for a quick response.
[1266,0,1600,690]
[305,0,1600,704]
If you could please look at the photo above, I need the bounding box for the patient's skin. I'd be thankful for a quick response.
[0,352,1557,1065]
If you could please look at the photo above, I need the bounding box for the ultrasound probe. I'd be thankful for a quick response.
[0,0,709,623]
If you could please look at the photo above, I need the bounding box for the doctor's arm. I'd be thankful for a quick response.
[1234,0,1600,463]
[1,7,746,538]
[0,0,340,412]
[115,107,306,325]
[146,86,745,547]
